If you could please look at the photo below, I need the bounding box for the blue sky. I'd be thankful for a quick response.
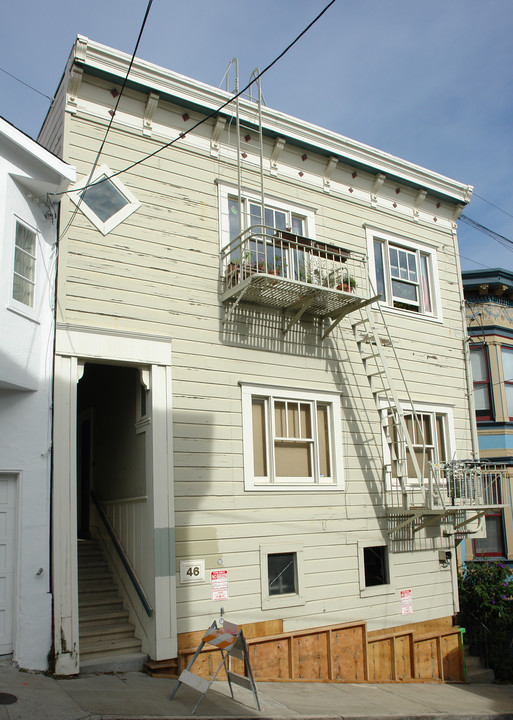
[1,0,512,271]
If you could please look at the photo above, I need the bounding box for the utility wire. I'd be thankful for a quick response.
[473,192,513,221]
[57,0,154,239]
[52,0,337,198]
[0,65,54,101]
[460,214,513,253]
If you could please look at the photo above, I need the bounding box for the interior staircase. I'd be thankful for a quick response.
[78,538,146,672]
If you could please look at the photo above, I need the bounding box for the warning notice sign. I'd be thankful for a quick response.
[211,569,229,601]
[400,588,413,615]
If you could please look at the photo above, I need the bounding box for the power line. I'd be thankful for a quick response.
[473,192,513,221]
[0,65,53,101]
[57,0,154,240]
[52,0,337,199]
[460,214,513,253]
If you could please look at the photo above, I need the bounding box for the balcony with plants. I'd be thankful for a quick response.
[220,226,371,325]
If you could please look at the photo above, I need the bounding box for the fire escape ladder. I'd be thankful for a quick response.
[351,300,429,517]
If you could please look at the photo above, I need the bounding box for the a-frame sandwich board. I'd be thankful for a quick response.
[169,620,261,714]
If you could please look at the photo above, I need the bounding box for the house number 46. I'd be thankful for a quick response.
[180,560,205,584]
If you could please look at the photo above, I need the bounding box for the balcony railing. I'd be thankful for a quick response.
[386,461,508,516]
[220,226,369,320]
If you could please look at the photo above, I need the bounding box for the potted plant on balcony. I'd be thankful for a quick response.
[268,254,283,276]
[337,276,356,293]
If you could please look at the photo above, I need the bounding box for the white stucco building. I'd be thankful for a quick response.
[0,118,75,669]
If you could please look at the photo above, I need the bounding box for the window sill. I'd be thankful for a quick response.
[7,304,40,324]
[246,482,343,492]
[262,592,305,611]
[359,584,395,599]
[375,302,443,324]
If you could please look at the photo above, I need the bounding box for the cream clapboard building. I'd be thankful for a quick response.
[38,36,500,676]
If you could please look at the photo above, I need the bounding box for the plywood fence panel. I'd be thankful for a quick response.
[331,624,367,681]
[368,638,394,681]
[176,619,462,684]
[293,631,331,680]
[247,637,292,680]
[441,632,464,681]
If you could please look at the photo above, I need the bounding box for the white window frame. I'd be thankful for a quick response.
[366,226,442,322]
[357,540,395,598]
[68,164,140,235]
[259,542,305,610]
[218,184,316,250]
[9,216,39,319]
[242,383,344,491]
[380,401,455,487]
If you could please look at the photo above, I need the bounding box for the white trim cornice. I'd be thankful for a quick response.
[72,36,473,206]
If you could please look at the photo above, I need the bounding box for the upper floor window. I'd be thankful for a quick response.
[242,384,343,491]
[12,220,37,308]
[501,346,513,420]
[220,185,315,248]
[366,227,440,319]
[383,403,454,482]
[69,164,140,235]
[470,346,493,421]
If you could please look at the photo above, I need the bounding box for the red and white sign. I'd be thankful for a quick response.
[211,569,229,601]
[400,588,413,615]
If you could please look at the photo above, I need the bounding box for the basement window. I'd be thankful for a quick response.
[364,546,388,587]
[69,164,140,235]
[358,541,394,597]
[260,543,305,610]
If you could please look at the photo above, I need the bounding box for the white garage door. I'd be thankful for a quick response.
[0,475,16,655]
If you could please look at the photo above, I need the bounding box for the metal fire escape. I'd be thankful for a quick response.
[218,62,506,537]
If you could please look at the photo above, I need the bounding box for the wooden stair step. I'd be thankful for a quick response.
[144,657,179,679]
[80,636,142,659]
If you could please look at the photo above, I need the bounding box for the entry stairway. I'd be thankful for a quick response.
[78,538,144,669]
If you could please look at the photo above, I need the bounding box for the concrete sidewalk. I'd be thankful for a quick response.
[0,662,512,720]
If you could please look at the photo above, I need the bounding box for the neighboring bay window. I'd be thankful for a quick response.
[470,346,493,421]
[242,384,343,490]
[367,228,439,317]
[501,346,513,420]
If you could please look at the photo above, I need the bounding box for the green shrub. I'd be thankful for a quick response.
[458,561,513,680]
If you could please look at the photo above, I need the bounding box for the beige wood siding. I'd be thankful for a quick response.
[53,71,473,636]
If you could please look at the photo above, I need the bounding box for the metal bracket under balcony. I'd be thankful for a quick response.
[220,227,373,335]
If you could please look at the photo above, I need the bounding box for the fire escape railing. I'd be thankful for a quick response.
[221,226,367,296]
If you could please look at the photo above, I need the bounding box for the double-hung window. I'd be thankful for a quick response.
[12,220,37,309]
[242,384,343,490]
[367,228,439,317]
[384,403,453,483]
[470,346,493,421]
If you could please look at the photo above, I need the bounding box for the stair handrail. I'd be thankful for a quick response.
[91,490,153,617]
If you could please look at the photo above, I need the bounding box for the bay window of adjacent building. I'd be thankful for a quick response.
[242,384,343,490]
[501,346,513,420]
[470,345,493,421]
